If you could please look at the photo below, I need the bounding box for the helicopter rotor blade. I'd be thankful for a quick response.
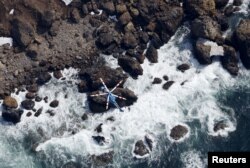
[100,78,110,92]
[111,80,123,92]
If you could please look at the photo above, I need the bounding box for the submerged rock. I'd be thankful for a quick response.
[133,140,149,157]
[95,123,103,133]
[214,121,228,132]
[92,136,105,145]
[3,96,18,109]
[170,125,188,140]
[81,113,88,121]
[92,151,114,166]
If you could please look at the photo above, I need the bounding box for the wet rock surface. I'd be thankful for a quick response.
[133,140,149,157]
[92,151,114,166]
[170,125,188,140]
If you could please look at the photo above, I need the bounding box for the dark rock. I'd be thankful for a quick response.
[177,64,190,72]
[233,0,243,6]
[95,123,103,133]
[102,2,115,14]
[122,33,138,49]
[2,108,23,124]
[92,136,105,145]
[81,113,88,121]
[78,80,88,93]
[89,88,137,113]
[35,96,42,102]
[92,151,114,166]
[116,4,127,14]
[215,13,229,31]
[215,0,229,9]
[3,96,18,109]
[26,112,32,117]
[53,71,63,79]
[163,75,169,81]
[49,100,59,108]
[191,16,222,42]
[11,18,34,48]
[79,66,128,91]
[163,81,175,90]
[34,107,43,117]
[194,40,212,64]
[234,19,250,69]
[145,136,153,151]
[62,161,81,168]
[170,125,188,140]
[46,110,55,116]
[106,116,115,122]
[37,72,52,85]
[224,5,235,17]
[44,96,48,103]
[70,8,81,23]
[221,45,239,75]
[118,56,143,78]
[152,78,162,84]
[133,140,149,157]
[21,100,35,110]
[214,121,228,132]
[26,44,38,59]
[146,44,158,63]
[139,32,149,44]
[150,33,163,49]
[26,92,36,99]
[184,0,216,18]
[119,12,132,25]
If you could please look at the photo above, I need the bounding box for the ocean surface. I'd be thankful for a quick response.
[0,0,250,168]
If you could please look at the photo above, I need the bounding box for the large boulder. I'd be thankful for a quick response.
[191,16,223,43]
[119,12,132,26]
[234,19,250,69]
[11,18,35,48]
[79,66,128,91]
[194,40,212,64]
[118,56,143,78]
[133,140,149,157]
[101,2,115,14]
[170,125,188,140]
[88,88,137,113]
[2,108,23,124]
[221,45,239,75]
[3,96,18,109]
[146,44,158,63]
[122,33,138,49]
[184,0,216,18]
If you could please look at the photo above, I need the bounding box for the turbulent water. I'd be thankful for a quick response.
[0,1,250,168]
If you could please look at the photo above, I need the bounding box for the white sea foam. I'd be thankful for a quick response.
[181,150,205,168]
[0,37,13,46]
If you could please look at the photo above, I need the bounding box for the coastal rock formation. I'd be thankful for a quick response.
[221,45,239,75]
[194,40,212,64]
[92,151,114,166]
[133,140,149,157]
[234,19,250,69]
[170,125,188,140]
[3,96,18,109]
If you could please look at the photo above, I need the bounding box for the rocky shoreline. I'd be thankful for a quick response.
[1,0,249,165]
